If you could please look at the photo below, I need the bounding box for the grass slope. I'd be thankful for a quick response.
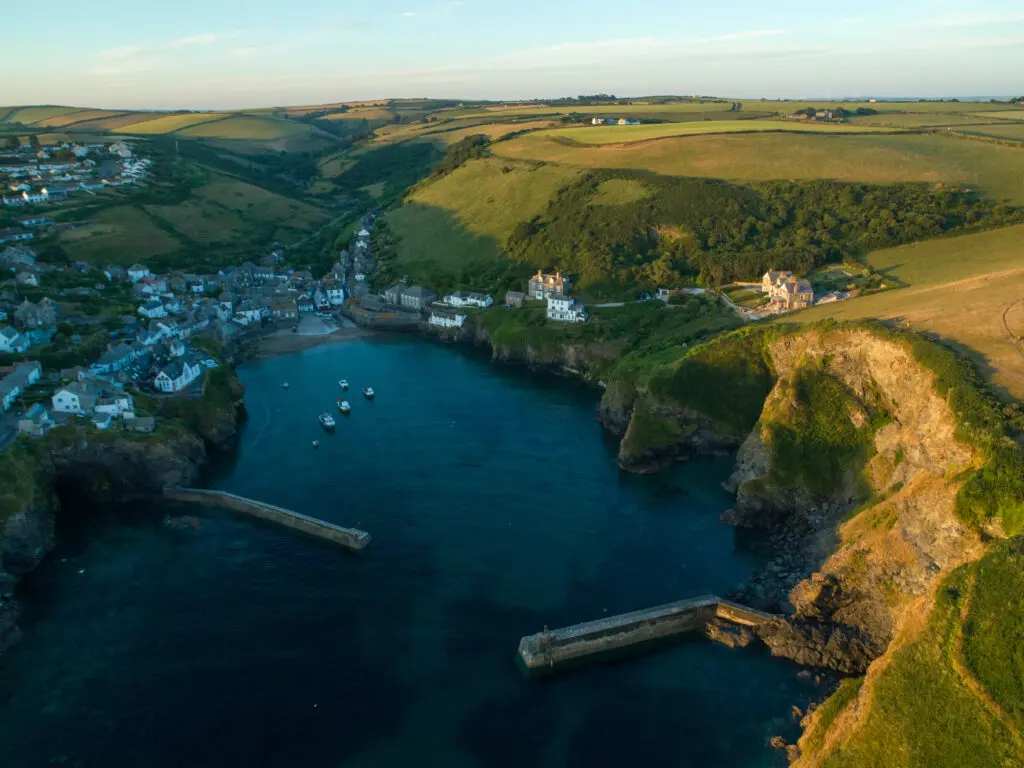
[387,157,580,268]
[542,120,892,144]
[112,113,228,134]
[493,132,1024,204]
[176,115,309,140]
[4,106,88,124]
[793,224,1024,398]
[58,205,182,263]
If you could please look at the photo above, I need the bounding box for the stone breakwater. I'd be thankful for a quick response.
[518,596,775,670]
[163,487,371,551]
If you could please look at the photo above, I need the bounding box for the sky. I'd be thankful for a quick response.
[2,0,1023,109]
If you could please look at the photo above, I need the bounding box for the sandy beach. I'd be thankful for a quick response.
[250,315,376,358]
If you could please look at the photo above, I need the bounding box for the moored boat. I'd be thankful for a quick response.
[363,387,375,400]
[282,382,290,389]
[338,399,351,414]
[339,379,349,390]
[319,412,336,431]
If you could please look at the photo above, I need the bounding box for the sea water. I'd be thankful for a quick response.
[0,337,814,767]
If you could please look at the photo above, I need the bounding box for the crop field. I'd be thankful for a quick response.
[388,157,580,267]
[738,100,1023,115]
[176,115,308,140]
[425,120,558,145]
[112,112,229,134]
[847,113,1004,128]
[539,119,893,145]
[58,206,182,263]
[791,224,1024,398]
[324,108,394,121]
[2,106,88,125]
[493,132,1024,204]
[972,110,1024,121]
[63,113,163,131]
[957,124,1024,143]
[31,109,125,127]
[455,102,736,119]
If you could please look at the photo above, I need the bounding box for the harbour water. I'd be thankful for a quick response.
[0,336,814,767]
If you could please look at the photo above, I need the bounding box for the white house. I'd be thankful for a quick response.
[444,291,493,309]
[138,300,167,319]
[127,263,151,283]
[154,358,202,393]
[428,310,467,329]
[0,362,41,411]
[0,326,29,353]
[547,296,587,323]
[94,391,135,417]
[52,382,98,414]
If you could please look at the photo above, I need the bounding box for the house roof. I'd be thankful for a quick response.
[404,286,435,299]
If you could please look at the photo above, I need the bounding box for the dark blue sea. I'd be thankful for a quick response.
[0,337,814,767]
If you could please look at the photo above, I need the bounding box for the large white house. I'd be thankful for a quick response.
[443,291,493,309]
[52,381,98,414]
[154,358,202,393]
[428,310,467,329]
[547,296,587,323]
[0,326,29,353]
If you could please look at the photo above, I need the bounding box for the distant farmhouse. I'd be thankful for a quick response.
[763,270,814,311]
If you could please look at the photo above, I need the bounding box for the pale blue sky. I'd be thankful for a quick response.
[2,0,1023,109]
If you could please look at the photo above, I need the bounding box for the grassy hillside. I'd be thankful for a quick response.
[542,120,893,145]
[175,114,311,140]
[791,224,1024,399]
[493,132,1024,204]
[58,205,182,263]
[111,113,229,134]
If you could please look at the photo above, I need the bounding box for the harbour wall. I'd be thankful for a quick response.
[163,487,371,551]
[518,595,774,670]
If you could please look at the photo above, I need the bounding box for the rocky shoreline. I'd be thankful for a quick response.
[0,366,247,656]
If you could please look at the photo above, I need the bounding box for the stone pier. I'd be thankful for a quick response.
[517,595,773,670]
[164,487,371,551]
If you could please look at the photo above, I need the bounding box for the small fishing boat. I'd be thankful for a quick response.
[318,412,336,431]
[282,382,290,389]
[339,379,349,390]
[312,440,319,449]
[338,400,351,414]
[363,387,375,400]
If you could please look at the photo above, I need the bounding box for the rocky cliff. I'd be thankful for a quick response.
[0,367,246,656]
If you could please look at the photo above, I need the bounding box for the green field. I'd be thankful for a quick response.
[493,132,1024,204]
[972,110,1024,121]
[112,112,229,134]
[455,102,736,119]
[738,100,1023,115]
[958,124,1024,143]
[793,224,1024,398]
[175,114,309,140]
[387,157,580,266]
[63,113,164,131]
[3,106,89,125]
[58,206,182,263]
[848,113,1005,128]
[32,109,124,127]
[541,119,892,145]
[588,178,651,206]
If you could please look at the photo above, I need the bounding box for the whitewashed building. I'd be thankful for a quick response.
[154,359,202,393]
[546,296,587,323]
[428,310,467,329]
[127,263,151,283]
[443,291,493,309]
[0,326,29,353]
[138,300,167,319]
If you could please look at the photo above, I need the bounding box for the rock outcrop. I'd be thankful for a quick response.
[726,328,983,673]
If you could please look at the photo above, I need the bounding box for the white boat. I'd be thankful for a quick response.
[363,387,375,400]
[312,440,319,449]
[318,412,336,431]
[282,382,290,389]
[338,400,351,414]
[339,379,349,390]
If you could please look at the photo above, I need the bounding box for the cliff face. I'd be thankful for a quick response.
[728,329,983,673]
[452,323,617,381]
[0,367,246,656]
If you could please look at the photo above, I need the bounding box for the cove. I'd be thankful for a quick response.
[0,337,813,767]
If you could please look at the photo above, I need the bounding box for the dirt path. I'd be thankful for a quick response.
[1002,297,1024,365]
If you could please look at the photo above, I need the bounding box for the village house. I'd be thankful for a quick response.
[0,246,36,270]
[0,227,34,245]
[443,291,493,309]
[127,263,151,283]
[546,295,588,323]
[103,265,127,282]
[400,286,437,311]
[18,403,53,438]
[0,362,42,412]
[14,298,57,329]
[0,326,29,354]
[138,299,167,319]
[528,270,572,300]
[428,309,468,329]
[91,343,138,374]
[20,216,54,228]
[16,270,39,287]
[271,300,298,321]
[762,270,815,310]
[504,290,526,308]
[154,358,202,393]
